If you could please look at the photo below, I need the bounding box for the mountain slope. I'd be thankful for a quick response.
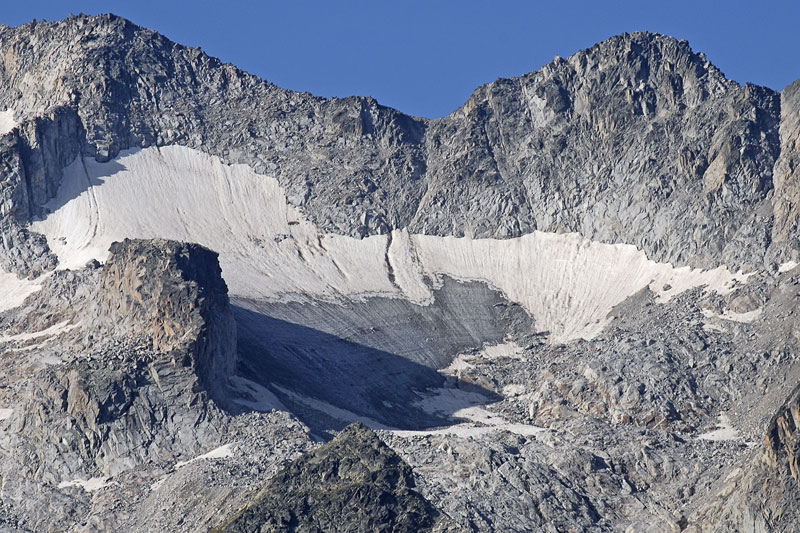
[0,13,799,533]
[0,15,792,269]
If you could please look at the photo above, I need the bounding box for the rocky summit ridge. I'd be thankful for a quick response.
[0,15,795,270]
[0,12,799,533]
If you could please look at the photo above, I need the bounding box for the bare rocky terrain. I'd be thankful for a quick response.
[0,13,799,532]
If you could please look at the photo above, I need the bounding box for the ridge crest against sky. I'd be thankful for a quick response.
[5,0,800,118]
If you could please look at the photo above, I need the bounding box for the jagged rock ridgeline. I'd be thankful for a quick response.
[0,14,795,270]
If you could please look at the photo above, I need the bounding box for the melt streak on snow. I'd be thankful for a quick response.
[33,146,751,342]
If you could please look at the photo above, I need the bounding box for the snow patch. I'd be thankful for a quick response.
[32,146,397,302]
[175,444,234,468]
[702,308,762,324]
[404,387,546,438]
[58,477,109,492]
[271,384,393,430]
[410,232,752,342]
[0,269,41,313]
[697,414,740,441]
[229,376,287,412]
[0,320,76,343]
[32,145,753,343]
[391,422,544,439]
[443,341,524,377]
[779,261,799,273]
[0,109,17,135]
[410,386,546,436]
[0,408,13,420]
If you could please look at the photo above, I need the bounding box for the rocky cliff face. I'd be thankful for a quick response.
[421,35,781,269]
[765,384,800,486]
[772,79,800,251]
[90,238,236,397]
[0,15,793,269]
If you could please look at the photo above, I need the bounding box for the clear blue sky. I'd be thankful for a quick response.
[4,1,800,118]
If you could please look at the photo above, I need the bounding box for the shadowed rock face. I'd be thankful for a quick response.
[772,79,800,251]
[686,384,800,532]
[765,384,800,485]
[214,423,459,533]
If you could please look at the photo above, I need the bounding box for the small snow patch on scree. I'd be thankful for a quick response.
[0,268,41,313]
[697,414,740,441]
[175,444,234,468]
[33,145,752,343]
[0,320,76,343]
[0,109,17,135]
[58,477,110,492]
[702,308,762,324]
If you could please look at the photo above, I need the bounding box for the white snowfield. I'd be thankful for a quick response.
[30,145,753,342]
[0,109,17,135]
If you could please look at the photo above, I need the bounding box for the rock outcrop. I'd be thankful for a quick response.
[772,79,800,257]
[214,423,459,533]
[90,238,237,397]
[0,239,239,531]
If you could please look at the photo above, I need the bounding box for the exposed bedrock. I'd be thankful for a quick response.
[2,13,800,532]
[0,107,81,277]
[765,384,800,486]
[90,238,237,397]
[685,384,800,532]
[771,79,800,260]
